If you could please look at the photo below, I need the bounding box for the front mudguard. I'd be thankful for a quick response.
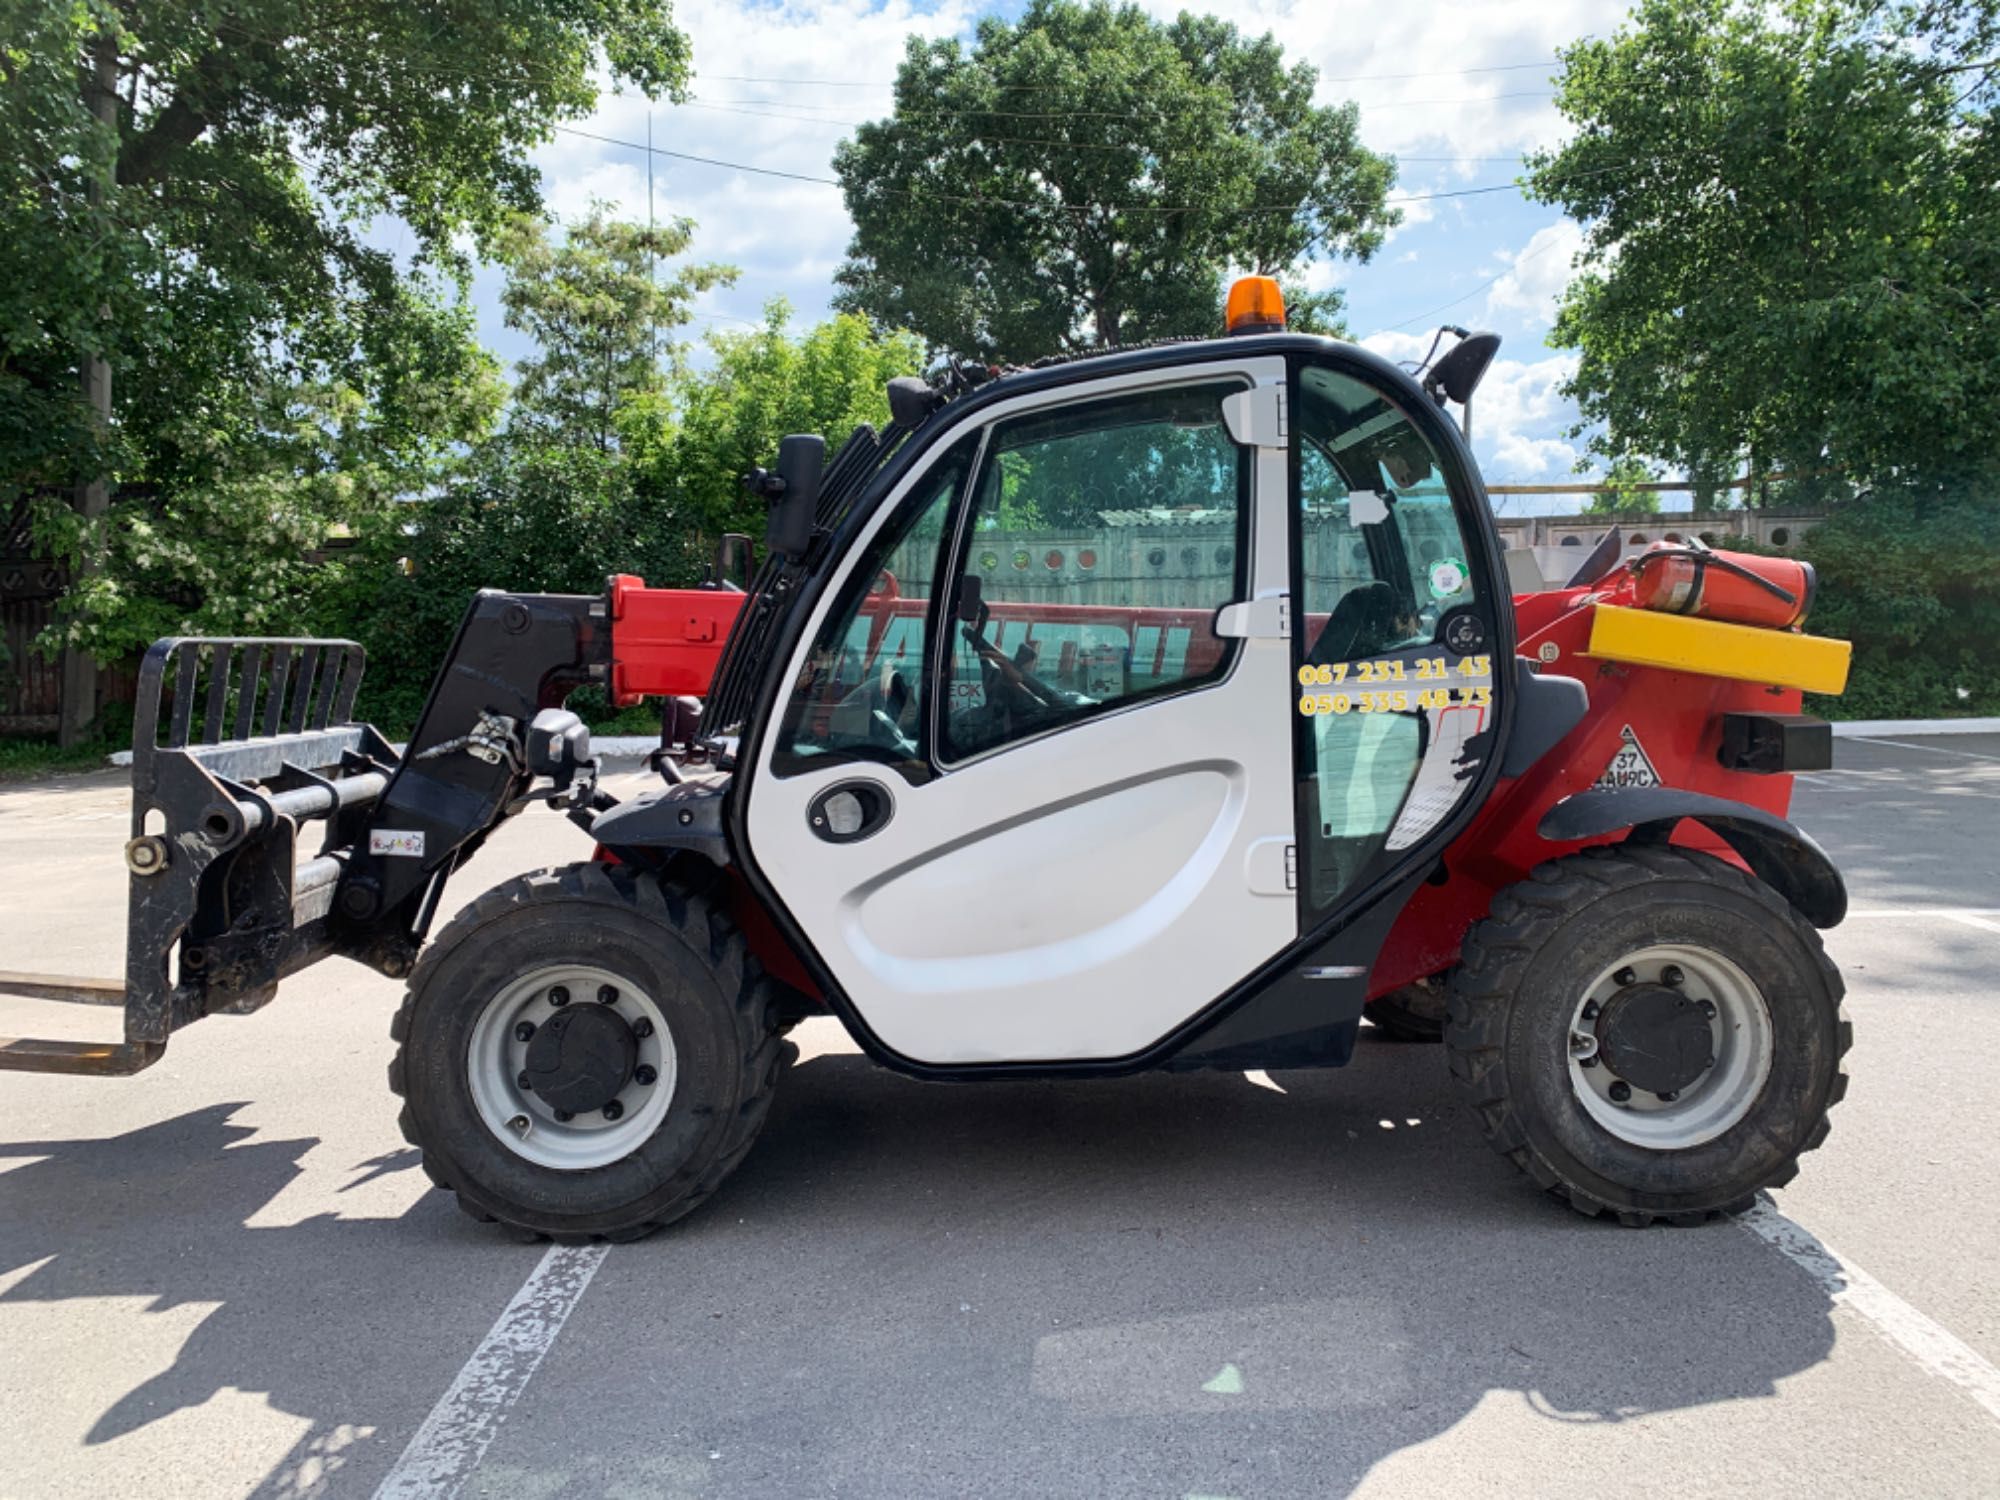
[1539,787,1846,929]
[589,777,732,867]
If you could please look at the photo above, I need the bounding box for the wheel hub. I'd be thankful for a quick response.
[524,1005,637,1115]
[1593,983,1715,1096]
[466,963,678,1171]
[1565,942,1775,1150]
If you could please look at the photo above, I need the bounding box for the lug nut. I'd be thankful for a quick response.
[1609,1080,1632,1103]
[1699,999,1717,1019]
[1580,1055,1599,1069]
[1581,999,1600,1021]
[548,985,570,1006]
[508,1115,530,1135]
[633,1018,655,1039]
[602,1100,625,1121]
[554,1109,574,1123]
[1657,1090,1679,1103]
[1662,964,1685,988]
[598,984,619,1005]
[518,1070,534,1091]
[635,1064,658,1086]
[514,1021,536,1043]
[1613,968,1636,988]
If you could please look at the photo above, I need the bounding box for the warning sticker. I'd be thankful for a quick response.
[369,829,426,858]
[1595,726,1661,790]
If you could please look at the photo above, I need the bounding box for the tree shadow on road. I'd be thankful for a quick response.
[0,1043,1844,1499]
[0,1103,539,1497]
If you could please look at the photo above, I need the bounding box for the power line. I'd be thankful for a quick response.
[663,100,1530,162]
[1381,230,1578,332]
[698,60,1561,90]
[678,89,1556,126]
[548,123,1557,216]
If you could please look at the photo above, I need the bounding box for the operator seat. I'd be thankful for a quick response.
[1307,581,1405,667]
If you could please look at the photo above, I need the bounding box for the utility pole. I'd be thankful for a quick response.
[59,32,119,748]
[646,111,658,377]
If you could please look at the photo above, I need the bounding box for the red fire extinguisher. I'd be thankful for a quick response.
[1620,540,1816,630]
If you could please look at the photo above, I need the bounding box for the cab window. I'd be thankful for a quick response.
[1294,361,1492,913]
[770,437,976,777]
[939,382,1249,763]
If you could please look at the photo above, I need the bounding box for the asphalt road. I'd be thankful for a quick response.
[1,735,1997,1499]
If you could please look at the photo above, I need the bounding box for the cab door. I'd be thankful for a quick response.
[1288,354,1509,923]
[743,357,1298,1067]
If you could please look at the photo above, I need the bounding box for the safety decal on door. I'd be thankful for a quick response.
[1594,726,1661,790]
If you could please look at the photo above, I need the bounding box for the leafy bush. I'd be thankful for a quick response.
[1799,495,2000,719]
[344,439,704,733]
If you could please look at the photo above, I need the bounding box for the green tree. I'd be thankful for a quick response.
[830,0,1397,362]
[1528,0,2000,499]
[1,0,692,733]
[495,207,736,451]
[631,302,926,554]
[1584,456,1664,514]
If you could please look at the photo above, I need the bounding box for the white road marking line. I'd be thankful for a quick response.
[1844,908,2000,919]
[1944,912,2000,936]
[1740,1199,2000,1424]
[373,1244,610,1499]
[1852,736,2000,764]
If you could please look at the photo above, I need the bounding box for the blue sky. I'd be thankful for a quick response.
[483,0,1645,505]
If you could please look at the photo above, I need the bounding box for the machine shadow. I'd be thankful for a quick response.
[484,1043,1843,1499]
[0,1048,1840,1500]
[0,1103,544,1498]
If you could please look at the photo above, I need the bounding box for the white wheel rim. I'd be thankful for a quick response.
[466,963,678,1170]
[1566,942,1773,1150]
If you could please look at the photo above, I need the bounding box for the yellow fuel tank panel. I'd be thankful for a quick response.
[1583,604,1851,695]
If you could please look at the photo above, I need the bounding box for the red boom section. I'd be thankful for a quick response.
[606,574,747,706]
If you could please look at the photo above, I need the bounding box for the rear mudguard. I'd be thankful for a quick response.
[1538,787,1846,928]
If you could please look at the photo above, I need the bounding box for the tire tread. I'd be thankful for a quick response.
[1444,845,1849,1227]
[387,861,791,1241]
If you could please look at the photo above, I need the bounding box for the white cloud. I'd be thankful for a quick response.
[509,0,1633,328]
[1493,432,1576,476]
[1354,335,1579,483]
[1130,0,1628,160]
[1484,219,1584,326]
[1474,352,1578,431]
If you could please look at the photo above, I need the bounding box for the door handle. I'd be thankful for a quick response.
[807,780,894,843]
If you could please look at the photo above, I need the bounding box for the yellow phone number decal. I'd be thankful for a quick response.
[1298,685,1491,717]
[1295,655,1492,717]
[1297,655,1489,687]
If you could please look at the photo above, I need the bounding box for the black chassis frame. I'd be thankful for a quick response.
[707,332,1521,1082]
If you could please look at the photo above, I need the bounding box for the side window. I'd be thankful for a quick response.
[771,438,975,776]
[1297,369,1483,663]
[1294,362,1493,913]
[939,382,1249,763]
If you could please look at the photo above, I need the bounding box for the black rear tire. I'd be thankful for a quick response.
[1445,845,1849,1226]
[389,862,792,1241]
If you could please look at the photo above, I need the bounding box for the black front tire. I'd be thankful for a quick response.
[389,862,792,1241]
[1445,845,1849,1226]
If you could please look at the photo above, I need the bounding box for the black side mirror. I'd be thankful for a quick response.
[1423,331,1502,406]
[743,433,824,559]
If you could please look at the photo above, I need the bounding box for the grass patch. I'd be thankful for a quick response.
[0,737,119,782]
